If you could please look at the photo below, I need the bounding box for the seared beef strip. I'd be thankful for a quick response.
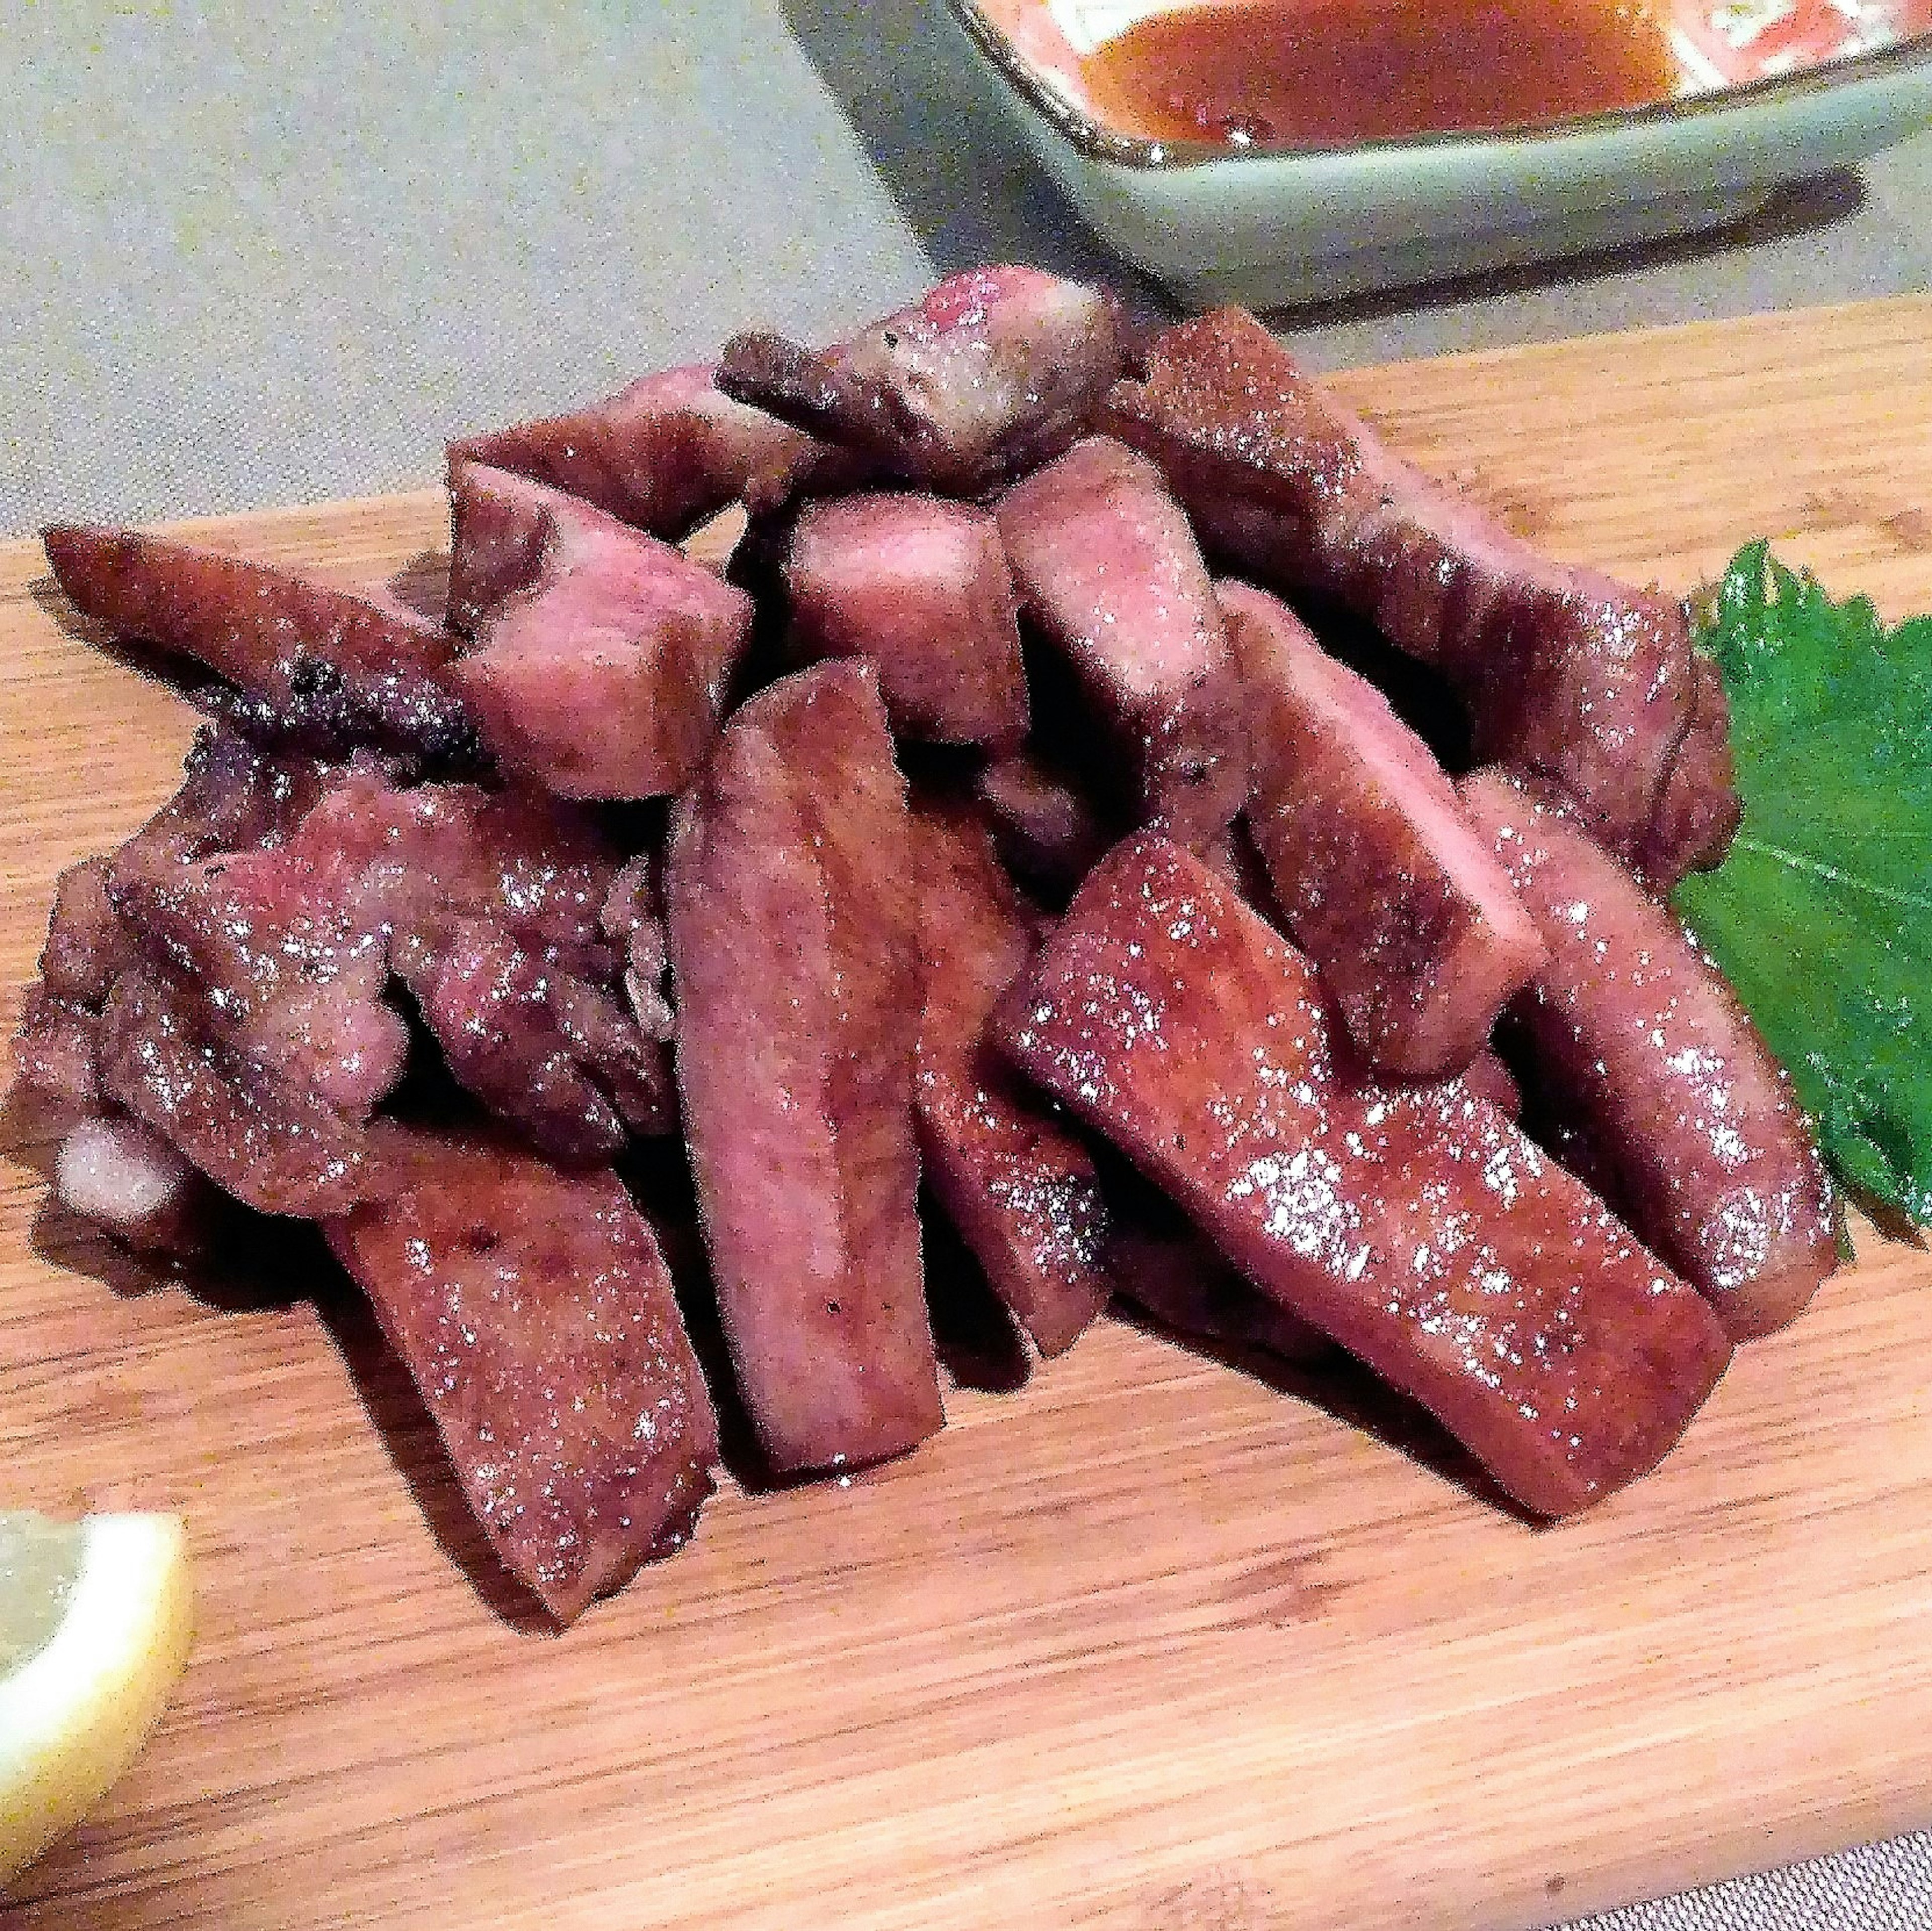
[667,661,942,1471]
[911,798,1113,1357]
[97,968,386,1219]
[1101,310,1734,863]
[284,764,620,975]
[996,833,1732,1517]
[53,1114,220,1258]
[972,752,1111,903]
[325,1132,718,1623]
[997,437,1249,840]
[781,494,1029,748]
[42,526,481,769]
[17,733,338,1121]
[449,361,825,541]
[718,266,1131,496]
[1220,581,1544,1078]
[1462,770,1836,1340]
[444,464,755,799]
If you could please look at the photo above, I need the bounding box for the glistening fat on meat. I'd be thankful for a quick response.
[911,797,1113,1357]
[666,660,942,1472]
[1220,580,1544,1079]
[780,494,1029,748]
[1101,309,1734,874]
[445,463,755,799]
[997,436,1249,840]
[718,265,1131,495]
[325,1132,718,1624]
[54,1115,220,1259]
[41,526,481,769]
[996,833,1732,1518]
[1461,768,1837,1340]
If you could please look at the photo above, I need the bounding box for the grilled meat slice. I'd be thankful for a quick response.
[718,266,1130,496]
[444,464,754,799]
[1102,309,1733,863]
[1634,649,1744,890]
[912,798,1112,1357]
[97,968,385,1219]
[400,918,672,1164]
[998,437,1249,840]
[449,361,824,541]
[42,526,481,769]
[326,1132,718,1623]
[666,661,942,1471]
[1463,769,1837,1340]
[107,844,408,1119]
[1221,581,1544,1078]
[781,493,1028,748]
[996,832,1732,1518]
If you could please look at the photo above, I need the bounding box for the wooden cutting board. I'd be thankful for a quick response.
[4,299,1930,1931]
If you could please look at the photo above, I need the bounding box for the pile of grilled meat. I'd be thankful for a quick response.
[16,266,1837,1624]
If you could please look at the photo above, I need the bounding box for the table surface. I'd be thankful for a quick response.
[5,6,1930,1927]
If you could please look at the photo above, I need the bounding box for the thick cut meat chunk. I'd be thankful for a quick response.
[278,768,673,1150]
[782,494,1028,748]
[1462,770,1836,1340]
[444,465,754,799]
[667,662,941,1471]
[718,266,1130,496]
[998,437,1248,839]
[997,834,1731,1518]
[325,1134,717,1623]
[54,1114,219,1258]
[912,799,1112,1357]
[1221,582,1544,1077]
[449,362,825,541]
[1102,310,1731,862]
[42,527,480,769]
[97,969,383,1219]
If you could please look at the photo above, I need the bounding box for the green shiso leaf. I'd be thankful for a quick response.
[1675,542,1932,1225]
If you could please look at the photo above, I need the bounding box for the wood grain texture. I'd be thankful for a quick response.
[3,298,1930,1931]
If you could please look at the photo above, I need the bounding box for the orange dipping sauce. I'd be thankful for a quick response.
[1079,0,1677,148]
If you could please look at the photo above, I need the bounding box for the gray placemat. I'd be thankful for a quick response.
[5,0,1929,537]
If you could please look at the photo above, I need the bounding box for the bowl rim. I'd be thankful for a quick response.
[945,0,1932,168]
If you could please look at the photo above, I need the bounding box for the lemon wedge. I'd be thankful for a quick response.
[0,1512,194,1890]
